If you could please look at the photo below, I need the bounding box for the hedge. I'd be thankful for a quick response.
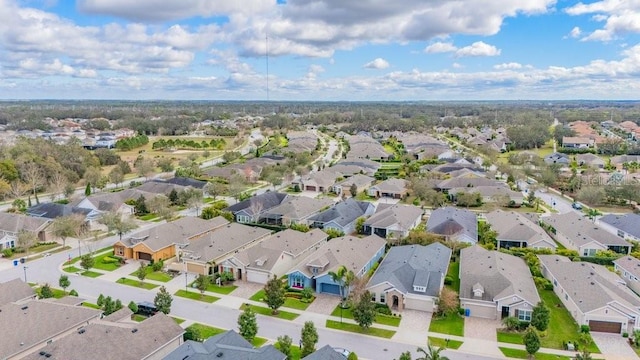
[102,256,120,264]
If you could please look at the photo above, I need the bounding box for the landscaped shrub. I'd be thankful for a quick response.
[580,325,590,333]
[152,259,164,272]
[375,304,392,315]
[102,256,119,264]
[285,292,303,299]
[2,248,13,258]
[300,287,314,303]
[69,289,78,296]
[444,276,453,285]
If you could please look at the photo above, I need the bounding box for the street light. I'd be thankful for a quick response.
[23,266,28,283]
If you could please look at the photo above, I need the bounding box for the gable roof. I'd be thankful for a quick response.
[225,192,288,216]
[26,202,92,219]
[437,176,504,190]
[182,222,272,262]
[540,212,630,248]
[614,256,640,281]
[539,255,640,313]
[0,278,35,306]
[291,234,386,277]
[371,178,409,194]
[364,204,423,232]
[0,212,50,233]
[22,313,184,360]
[426,207,478,243]
[164,330,286,360]
[308,198,372,227]
[367,243,451,297]
[302,345,347,360]
[301,169,340,188]
[485,210,555,248]
[334,173,375,188]
[450,185,523,201]
[164,176,207,189]
[122,217,229,251]
[233,229,328,271]
[73,188,146,211]
[261,196,334,222]
[599,213,640,238]
[460,246,540,305]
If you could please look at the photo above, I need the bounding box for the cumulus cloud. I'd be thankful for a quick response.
[455,41,501,57]
[494,62,523,70]
[568,26,582,38]
[364,58,390,69]
[566,1,640,41]
[425,42,457,53]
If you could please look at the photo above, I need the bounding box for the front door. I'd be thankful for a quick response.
[501,306,510,319]
[237,268,242,280]
[392,295,399,309]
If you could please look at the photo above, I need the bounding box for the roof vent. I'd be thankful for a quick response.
[216,352,224,358]
[78,329,85,334]
[132,328,138,333]
[21,306,28,311]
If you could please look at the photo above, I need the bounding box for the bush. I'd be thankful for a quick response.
[102,256,119,264]
[152,259,164,272]
[580,325,590,333]
[300,287,314,303]
[458,307,465,316]
[375,305,392,315]
[624,332,629,338]
[444,276,453,285]
[285,292,303,299]
[2,248,13,258]
[69,289,78,296]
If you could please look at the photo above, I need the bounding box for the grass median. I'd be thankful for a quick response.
[325,320,395,338]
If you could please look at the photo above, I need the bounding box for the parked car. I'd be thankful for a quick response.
[572,202,583,210]
[136,301,158,316]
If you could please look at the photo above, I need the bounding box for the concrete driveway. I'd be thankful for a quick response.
[393,310,431,344]
[464,317,502,341]
[591,333,639,360]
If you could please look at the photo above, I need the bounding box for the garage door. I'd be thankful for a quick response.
[305,186,317,191]
[137,252,152,261]
[589,320,622,333]
[247,271,270,284]
[320,283,341,295]
[405,297,433,312]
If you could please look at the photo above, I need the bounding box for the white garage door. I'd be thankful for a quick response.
[247,271,270,284]
[405,297,434,312]
[463,304,497,319]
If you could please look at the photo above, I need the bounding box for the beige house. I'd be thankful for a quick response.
[485,210,557,250]
[0,213,51,250]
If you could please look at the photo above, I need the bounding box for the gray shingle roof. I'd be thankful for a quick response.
[367,243,451,297]
[164,330,286,360]
[539,255,640,313]
[260,196,334,222]
[371,178,409,194]
[460,246,540,306]
[308,198,372,227]
[485,210,555,248]
[182,222,272,263]
[613,256,640,281]
[226,192,288,216]
[364,204,423,232]
[26,202,91,219]
[0,278,35,306]
[0,212,50,234]
[122,216,229,251]
[599,213,640,239]
[437,176,503,190]
[302,345,347,360]
[541,212,630,248]
[426,207,478,243]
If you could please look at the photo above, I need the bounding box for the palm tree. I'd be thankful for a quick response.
[416,345,449,360]
[328,265,348,304]
[574,349,593,360]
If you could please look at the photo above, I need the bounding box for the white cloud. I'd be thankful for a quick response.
[566,1,640,41]
[455,41,501,57]
[364,58,390,69]
[494,62,522,70]
[569,26,581,38]
[425,42,457,53]
[452,62,463,69]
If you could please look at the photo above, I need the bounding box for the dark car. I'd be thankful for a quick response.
[572,202,583,210]
[136,301,158,316]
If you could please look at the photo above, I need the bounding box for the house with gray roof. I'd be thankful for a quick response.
[450,185,524,205]
[259,196,334,226]
[225,192,288,223]
[613,256,640,295]
[576,153,605,169]
[363,204,423,239]
[485,210,556,250]
[0,212,51,250]
[426,207,478,244]
[460,245,540,320]
[302,345,348,360]
[436,175,503,192]
[26,202,98,229]
[299,169,341,192]
[332,174,376,196]
[544,152,570,165]
[330,158,381,176]
[367,178,410,199]
[597,213,640,243]
[540,212,631,256]
[287,234,386,295]
[73,188,144,215]
[24,313,183,360]
[0,278,36,306]
[164,329,285,360]
[367,243,451,313]
[539,255,640,334]
[220,228,328,284]
[0,300,101,359]
[308,198,376,234]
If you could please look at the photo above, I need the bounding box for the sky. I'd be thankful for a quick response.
[1,0,640,101]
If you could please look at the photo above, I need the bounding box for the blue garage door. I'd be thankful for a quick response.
[320,283,341,295]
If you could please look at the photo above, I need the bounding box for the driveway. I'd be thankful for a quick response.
[393,310,431,344]
[591,333,639,360]
[464,317,502,341]
[305,293,340,315]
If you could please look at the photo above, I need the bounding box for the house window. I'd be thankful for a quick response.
[237,215,251,223]
[292,276,305,288]
[518,310,532,322]
[115,247,124,256]
[380,293,386,304]
[371,293,376,302]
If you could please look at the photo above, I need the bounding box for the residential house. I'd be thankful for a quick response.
[367,178,410,199]
[287,234,386,295]
[259,196,333,226]
[221,229,328,284]
[114,217,229,262]
[485,210,557,250]
[299,169,340,192]
[367,243,451,312]
[576,153,605,169]
[540,212,631,256]
[460,245,540,320]
[26,202,97,229]
[164,330,285,360]
[449,185,524,205]
[613,256,640,295]
[302,345,350,360]
[225,192,288,223]
[24,313,184,360]
[426,207,478,244]
[73,188,144,216]
[539,255,640,334]
[180,222,272,277]
[308,198,376,234]
[597,213,640,242]
[332,174,376,196]
[330,158,382,176]
[562,136,594,148]
[436,175,503,192]
[611,155,640,167]
[363,204,423,239]
[163,177,207,189]
[544,152,570,165]
[346,135,390,160]
[0,278,36,305]
[0,212,51,250]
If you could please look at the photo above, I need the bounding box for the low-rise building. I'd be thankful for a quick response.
[597,213,640,243]
[362,204,423,239]
[613,256,640,295]
[485,210,557,250]
[426,207,478,244]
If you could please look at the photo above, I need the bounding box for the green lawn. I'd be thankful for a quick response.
[497,331,524,344]
[171,316,186,324]
[175,290,220,303]
[446,261,460,292]
[428,337,464,350]
[63,266,82,273]
[241,304,299,321]
[325,320,396,338]
[329,305,401,327]
[539,289,599,353]
[250,289,313,310]
[81,270,103,278]
[253,337,268,347]
[139,213,159,221]
[191,281,238,295]
[249,289,265,301]
[499,347,570,359]
[130,267,173,282]
[275,345,302,360]
[92,251,120,271]
[82,302,101,309]
[185,323,226,340]
[116,277,159,290]
[428,313,464,336]
[39,286,67,299]
[132,314,147,322]
[66,245,113,264]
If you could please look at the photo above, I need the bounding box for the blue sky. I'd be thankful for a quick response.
[0,0,639,100]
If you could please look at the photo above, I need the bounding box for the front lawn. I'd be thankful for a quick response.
[249,289,313,310]
[92,251,121,271]
[499,347,570,359]
[240,304,299,321]
[428,337,464,350]
[82,302,101,309]
[116,277,159,290]
[428,313,464,336]
[185,323,226,341]
[130,267,173,282]
[275,345,302,360]
[175,290,220,303]
[253,337,268,347]
[497,331,524,344]
[171,316,186,324]
[325,320,396,338]
[330,305,401,327]
[81,270,103,278]
[63,266,82,273]
[132,314,147,322]
[66,246,112,264]
[191,281,238,295]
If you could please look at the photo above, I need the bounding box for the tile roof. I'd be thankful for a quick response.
[367,243,451,297]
